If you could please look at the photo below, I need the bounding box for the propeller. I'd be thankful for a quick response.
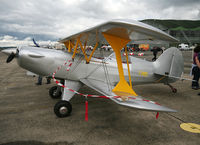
[6,52,16,63]
[4,48,19,63]
[3,38,39,64]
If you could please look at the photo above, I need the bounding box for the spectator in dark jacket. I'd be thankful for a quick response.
[191,45,200,90]
[151,46,163,61]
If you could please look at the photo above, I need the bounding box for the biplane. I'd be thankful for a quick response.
[2,19,184,118]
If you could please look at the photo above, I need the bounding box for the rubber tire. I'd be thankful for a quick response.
[49,86,62,99]
[54,101,72,118]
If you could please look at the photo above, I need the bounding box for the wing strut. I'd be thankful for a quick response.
[70,36,99,63]
[63,40,74,52]
[68,41,74,52]
[125,45,132,88]
[102,32,137,97]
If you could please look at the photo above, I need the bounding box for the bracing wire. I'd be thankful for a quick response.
[101,50,112,92]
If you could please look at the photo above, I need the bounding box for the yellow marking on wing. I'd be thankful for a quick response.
[138,71,148,77]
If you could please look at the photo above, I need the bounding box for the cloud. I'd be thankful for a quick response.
[0,35,29,47]
[198,9,200,18]
[0,35,57,47]
[0,0,199,41]
[0,35,18,41]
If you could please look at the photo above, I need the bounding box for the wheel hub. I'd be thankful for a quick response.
[53,90,57,96]
[59,106,68,115]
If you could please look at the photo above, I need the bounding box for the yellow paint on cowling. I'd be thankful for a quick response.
[102,32,137,97]
[180,123,200,133]
[138,71,148,77]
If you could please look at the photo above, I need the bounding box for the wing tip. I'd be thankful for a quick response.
[110,96,177,113]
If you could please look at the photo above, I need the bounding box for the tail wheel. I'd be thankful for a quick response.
[172,88,177,93]
[49,86,62,99]
[54,101,72,118]
[167,84,177,93]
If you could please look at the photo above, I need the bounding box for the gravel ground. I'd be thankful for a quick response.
[0,50,199,145]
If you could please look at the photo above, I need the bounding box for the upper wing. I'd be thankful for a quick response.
[59,19,178,45]
[80,78,177,113]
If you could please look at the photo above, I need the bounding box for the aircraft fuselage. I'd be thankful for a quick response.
[16,46,176,86]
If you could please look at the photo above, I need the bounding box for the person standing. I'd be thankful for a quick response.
[191,45,200,90]
[36,76,51,85]
[46,76,51,84]
[151,46,163,61]
[36,75,43,85]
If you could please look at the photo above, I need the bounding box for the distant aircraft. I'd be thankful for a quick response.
[2,19,184,118]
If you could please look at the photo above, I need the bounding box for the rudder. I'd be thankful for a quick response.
[153,47,184,78]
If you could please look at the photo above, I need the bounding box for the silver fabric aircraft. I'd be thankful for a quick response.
[2,19,184,118]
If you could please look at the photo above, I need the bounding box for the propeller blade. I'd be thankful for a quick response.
[6,52,15,63]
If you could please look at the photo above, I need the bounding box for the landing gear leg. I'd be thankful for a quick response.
[54,80,72,118]
[49,80,64,99]
[49,86,62,99]
[53,80,82,118]
[167,84,177,93]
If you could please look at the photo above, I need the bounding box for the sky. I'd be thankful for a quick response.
[0,0,200,46]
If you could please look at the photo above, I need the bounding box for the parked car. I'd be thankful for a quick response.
[178,43,192,51]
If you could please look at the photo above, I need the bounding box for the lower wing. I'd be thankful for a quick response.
[80,78,176,113]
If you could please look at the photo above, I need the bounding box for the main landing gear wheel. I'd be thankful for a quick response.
[54,100,72,118]
[49,86,62,99]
